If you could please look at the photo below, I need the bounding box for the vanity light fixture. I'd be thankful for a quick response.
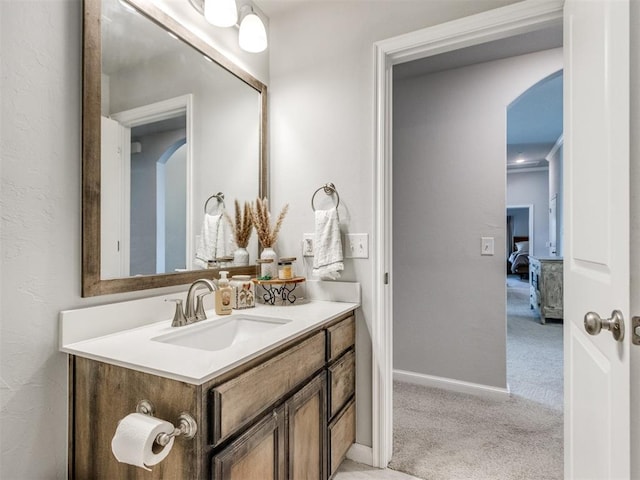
[204,0,238,27]
[189,0,268,53]
[238,5,267,53]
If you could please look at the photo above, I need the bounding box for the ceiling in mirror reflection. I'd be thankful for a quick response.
[101,0,182,75]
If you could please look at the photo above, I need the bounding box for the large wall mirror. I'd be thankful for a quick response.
[83,0,267,296]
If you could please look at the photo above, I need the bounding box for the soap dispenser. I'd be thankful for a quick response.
[215,271,233,315]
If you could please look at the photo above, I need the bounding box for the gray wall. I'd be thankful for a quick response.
[507,207,530,250]
[164,144,188,273]
[130,128,186,275]
[507,169,550,257]
[392,49,561,389]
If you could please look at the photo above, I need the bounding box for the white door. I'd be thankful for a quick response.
[100,116,131,279]
[564,0,630,478]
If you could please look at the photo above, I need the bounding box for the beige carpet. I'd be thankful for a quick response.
[389,382,563,479]
[389,275,563,479]
[506,275,563,410]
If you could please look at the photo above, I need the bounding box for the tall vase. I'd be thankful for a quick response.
[260,247,277,279]
[233,247,250,266]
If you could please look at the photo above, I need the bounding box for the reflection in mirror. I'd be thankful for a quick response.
[83,0,267,296]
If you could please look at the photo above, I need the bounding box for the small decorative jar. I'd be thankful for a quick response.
[256,258,275,280]
[230,275,255,309]
[278,257,297,280]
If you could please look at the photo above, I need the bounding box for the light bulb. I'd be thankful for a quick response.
[204,0,238,27]
[239,11,267,53]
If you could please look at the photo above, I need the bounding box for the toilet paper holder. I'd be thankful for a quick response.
[136,400,197,446]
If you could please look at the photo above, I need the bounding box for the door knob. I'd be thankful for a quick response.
[584,310,625,342]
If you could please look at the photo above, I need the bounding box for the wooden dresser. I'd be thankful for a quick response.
[529,256,563,324]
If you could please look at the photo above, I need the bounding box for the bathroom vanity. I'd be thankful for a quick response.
[62,298,357,479]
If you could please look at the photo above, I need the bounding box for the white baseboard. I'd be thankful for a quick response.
[393,369,510,400]
[346,443,373,466]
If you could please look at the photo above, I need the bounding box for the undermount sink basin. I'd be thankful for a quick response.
[152,315,292,352]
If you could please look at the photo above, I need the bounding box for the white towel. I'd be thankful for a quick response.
[312,208,343,280]
[194,213,232,269]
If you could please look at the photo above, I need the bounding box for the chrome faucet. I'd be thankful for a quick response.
[167,279,217,327]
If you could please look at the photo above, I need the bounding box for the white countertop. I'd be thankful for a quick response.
[61,300,358,385]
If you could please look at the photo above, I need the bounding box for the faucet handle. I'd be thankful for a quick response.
[166,299,188,327]
[195,292,211,321]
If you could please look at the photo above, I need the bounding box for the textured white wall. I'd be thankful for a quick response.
[392,49,560,389]
[0,1,265,477]
[507,169,551,256]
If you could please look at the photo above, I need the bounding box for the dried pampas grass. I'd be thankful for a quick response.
[224,200,253,248]
[251,197,289,248]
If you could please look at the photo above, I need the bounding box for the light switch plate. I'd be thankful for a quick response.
[302,234,314,257]
[481,237,495,256]
[345,233,369,258]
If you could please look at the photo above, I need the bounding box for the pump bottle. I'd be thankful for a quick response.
[215,271,233,315]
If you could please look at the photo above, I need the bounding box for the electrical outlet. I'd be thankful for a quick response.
[302,234,314,256]
[345,233,369,258]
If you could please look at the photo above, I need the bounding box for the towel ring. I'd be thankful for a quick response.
[204,192,225,214]
[311,183,340,211]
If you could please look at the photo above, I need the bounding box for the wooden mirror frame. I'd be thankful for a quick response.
[82,0,268,296]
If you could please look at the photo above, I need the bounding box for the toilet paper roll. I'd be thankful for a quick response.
[111,413,175,471]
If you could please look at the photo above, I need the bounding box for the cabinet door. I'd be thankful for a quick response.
[212,407,285,480]
[286,373,327,480]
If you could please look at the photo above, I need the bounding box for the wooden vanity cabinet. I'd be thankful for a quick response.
[69,311,356,480]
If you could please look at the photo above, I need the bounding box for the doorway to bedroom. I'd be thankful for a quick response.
[505,70,564,411]
[390,27,565,477]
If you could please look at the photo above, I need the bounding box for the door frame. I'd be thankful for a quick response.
[372,0,564,467]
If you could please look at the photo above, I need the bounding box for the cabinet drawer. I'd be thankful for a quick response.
[211,331,326,445]
[328,399,355,476]
[326,315,355,362]
[328,349,355,419]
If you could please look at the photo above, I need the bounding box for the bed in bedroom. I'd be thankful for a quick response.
[507,236,530,278]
